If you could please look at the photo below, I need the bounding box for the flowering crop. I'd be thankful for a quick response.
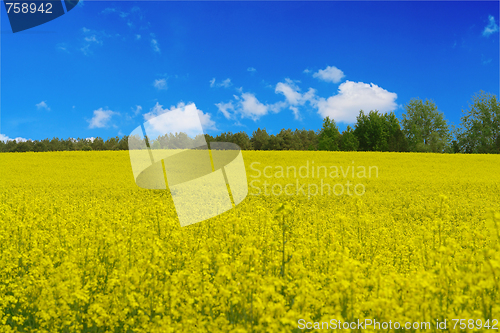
[0,151,499,332]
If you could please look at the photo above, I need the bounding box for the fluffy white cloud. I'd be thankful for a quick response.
[313,66,345,83]
[36,101,50,111]
[275,79,317,120]
[215,91,286,121]
[0,134,28,142]
[247,67,256,72]
[215,101,235,119]
[316,80,398,123]
[88,108,118,128]
[135,34,141,40]
[267,101,287,114]
[483,15,499,37]
[210,78,232,88]
[154,78,168,90]
[239,93,269,121]
[275,79,302,105]
[289,106,300,120]
[143,102,216,137]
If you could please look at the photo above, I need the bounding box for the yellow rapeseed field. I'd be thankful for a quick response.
[1,151,499,332]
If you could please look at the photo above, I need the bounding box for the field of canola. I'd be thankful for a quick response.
[1,150,500,332]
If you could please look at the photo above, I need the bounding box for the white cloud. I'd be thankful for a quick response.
[88,108,118,128]
[220,78,232,88]
[215,101,235,119]
[133,105,143,116]
[289,106,300,120]
[210,78,232,88]
[303,69,311,74]
[275,79,317,119]
[150,34,160,53]
[0,134,28,142]
[36,101,50,111]
[215,92,270,121]
[135,34,141,40]
[86,137,95,142]
[483,15,499,37]
[313,66,345,83]
[215,88,289,121]
[316,80,398,123]
[239,93,269,121]
[268,101,287,114]
[247,67,256,72]
[275,79,302,105]
[143,102,216,136]
[153,78,168,90]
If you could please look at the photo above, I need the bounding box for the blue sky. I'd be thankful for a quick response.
[1,1,499,142]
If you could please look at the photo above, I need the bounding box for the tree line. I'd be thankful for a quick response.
[1,91,498,154]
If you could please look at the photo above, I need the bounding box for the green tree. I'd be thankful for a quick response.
[231,132,252,150]
[307,130,319,150]
[91,137,105,151]
[353,110,407,152]
[33,141,48,152]
[49,137,62,151]
[265,134,284,150]
[14,141,30,152]
[118,136,129,150]
[105,137,120,150]
[354,110,388,151]
[457,91,500,154]
[251,128,270,150]
[277,129,295,150]
[5,140,17,152]
[204,134,215,149]
[318,116,340,151]
[401,98,450,152]
[292,129,308,150]
[60,138,75,151]
[384,112,408,152]
[340,126,359,151]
